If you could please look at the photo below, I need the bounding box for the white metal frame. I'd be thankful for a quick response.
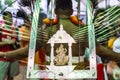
[27,0,97,79]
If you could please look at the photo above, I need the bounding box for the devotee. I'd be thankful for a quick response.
[0,0,120,74]
[0,11,19,80]
[16,9,46,80]
[1,1,120,80]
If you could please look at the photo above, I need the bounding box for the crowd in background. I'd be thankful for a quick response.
[0,0,120,80]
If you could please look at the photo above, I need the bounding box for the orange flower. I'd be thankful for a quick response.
[70,16,84,25]
[43,18,58,25]
[70,16,79,25]
[43,18,50,25]
[52,18,58,25]
[43,16,84,25]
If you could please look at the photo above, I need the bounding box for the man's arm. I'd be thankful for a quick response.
[96,44,120,61]
[2,45,29,60]
[0,40,15,46]
[0,28,48,60]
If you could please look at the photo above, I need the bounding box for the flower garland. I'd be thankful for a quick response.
[43,16,84,26]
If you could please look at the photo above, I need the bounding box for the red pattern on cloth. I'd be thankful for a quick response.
[38,48,46,70]
[0,27,17,62]
[97,63,105,80]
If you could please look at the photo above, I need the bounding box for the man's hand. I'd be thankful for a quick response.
[107,61,119,75]
[7,40,15,45]
[0,52,5,57]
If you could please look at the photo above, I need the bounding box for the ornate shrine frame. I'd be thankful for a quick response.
[27,0,97,79]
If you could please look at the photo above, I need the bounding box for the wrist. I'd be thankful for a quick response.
[0,52,6,58]
[3,52,6,58]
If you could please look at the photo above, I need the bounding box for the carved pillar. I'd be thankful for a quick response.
[68,43,72,66]
[50,43,54,66]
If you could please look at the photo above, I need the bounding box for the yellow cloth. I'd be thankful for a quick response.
[20,51,42,66]
[108,37,116,49]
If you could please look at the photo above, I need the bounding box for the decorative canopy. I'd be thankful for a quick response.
[47,24,76,44]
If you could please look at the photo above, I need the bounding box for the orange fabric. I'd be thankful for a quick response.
[19,26,45,69]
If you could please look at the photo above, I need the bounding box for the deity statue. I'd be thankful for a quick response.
[54,44,69,66]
